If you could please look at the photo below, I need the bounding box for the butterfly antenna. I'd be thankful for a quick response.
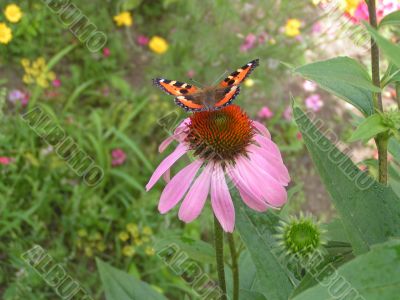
[211,70,229,86]
[189,78,205,88]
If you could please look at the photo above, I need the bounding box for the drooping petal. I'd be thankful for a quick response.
[146,143,187,191]
[159,136,176,153]
[158,118,190,153]
[247,144,290,186]
[211,163,235,232]
[241,156,287,207]
[226,161,269,211]
[252,120,271,139]
[178,163,213,223]
[163,168,171,183]
[158,160,203,214]
[254,134,283,161]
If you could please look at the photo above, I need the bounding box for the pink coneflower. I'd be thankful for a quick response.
[111,149,126,166]
[0,157,12,165]
[305,94,323,112]
[257,106,274,119]
[146,105,290,232]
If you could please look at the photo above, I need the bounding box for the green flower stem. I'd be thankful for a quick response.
[214,215,227,300]
[367,0,388,184]
[228,233,239,300]
[396,83,400,110]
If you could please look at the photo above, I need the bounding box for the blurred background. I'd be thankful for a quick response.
[0,0,399,299]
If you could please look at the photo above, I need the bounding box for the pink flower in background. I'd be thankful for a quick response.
[346,0,400,23]
[137,35,150,46]
[187,70,196,78]
[146,105,290,232]
[302,80,317,92]
[103,47,111,57]
[305,94,324,112]
[312,22,322,34]
[283,106,292,121]
[257,106,274,119]
[8,89,29,107]
[258,32,269,44]
[52,78,61,88]
[0,157,12,165]
[240,33,257,52]
[111,149,126,166]
[297,132,302,140]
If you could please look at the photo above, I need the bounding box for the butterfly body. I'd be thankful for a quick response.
[153,59,259,112]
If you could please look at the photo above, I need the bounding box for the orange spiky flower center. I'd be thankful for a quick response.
[186,105,254,162]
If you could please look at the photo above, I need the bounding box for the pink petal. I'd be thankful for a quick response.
[210,163,235,232]
[158,118,190,153]
[158,160,203,214]
[254,134,283,161]
[226,161,269,211]
[247,144,290,186]
[146,143,187,191]
[163,168,171,183]
[241,157,287,207]
[252,120,271,139]
[159,136,176,153]
[178,163,213,223]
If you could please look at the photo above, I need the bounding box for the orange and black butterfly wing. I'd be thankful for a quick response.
[153,78,206,112]
[213,85,241,110]
[219,59,259,87]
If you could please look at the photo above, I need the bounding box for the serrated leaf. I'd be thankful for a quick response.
[96,258,167,300]
[349,113,388,143]
[379,10,400,28]
[292,240,400,300]
[294,104,400,254]
[234,199,294,300]
[365,22,400,67]
[293,57,378,116]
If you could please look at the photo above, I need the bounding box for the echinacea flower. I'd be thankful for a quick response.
[114,11,133,27]
[4,4,23,23]
[305,94,324,112]
[149,36,169,54]
[0,23,12,44]
[146,105,290,232]
[257,106,274,119]
[284,18,302,37]
[111,148,126,166]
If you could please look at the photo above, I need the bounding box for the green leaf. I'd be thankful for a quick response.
[109,169,145,192]
[381,63,400,86]
[294,104,400,254]
[96,258,167,300]
[122,0,142,10]
[235,200,294,300]
[294,57,378,116]
[292,240,400,300]
[349,113,388,143]
[47,44,76,70]
[379,10,400,28]
[365,23,400,67]
[154,236,215,264]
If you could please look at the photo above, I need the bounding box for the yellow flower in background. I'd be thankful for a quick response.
[149,36,168,54]
[4,4,23,23]
[145,246,155,256]
[126,223,139,237]
[119,231,129,242]
[0,23,12,44]
[244,79,255,88]
[142,226,153,236]
[114,11,133,27]
[78,229,88,237]
[21,57,56,88]
[284,18,302,37]
[343,0,362,15]
[122,245,135,257]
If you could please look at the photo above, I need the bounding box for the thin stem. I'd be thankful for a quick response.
[367,0,388,184]
[396,83,400,110]
[214,216,227,299]
[228,234,239,300]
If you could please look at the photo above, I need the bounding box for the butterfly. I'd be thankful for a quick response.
[153,59,259,112]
